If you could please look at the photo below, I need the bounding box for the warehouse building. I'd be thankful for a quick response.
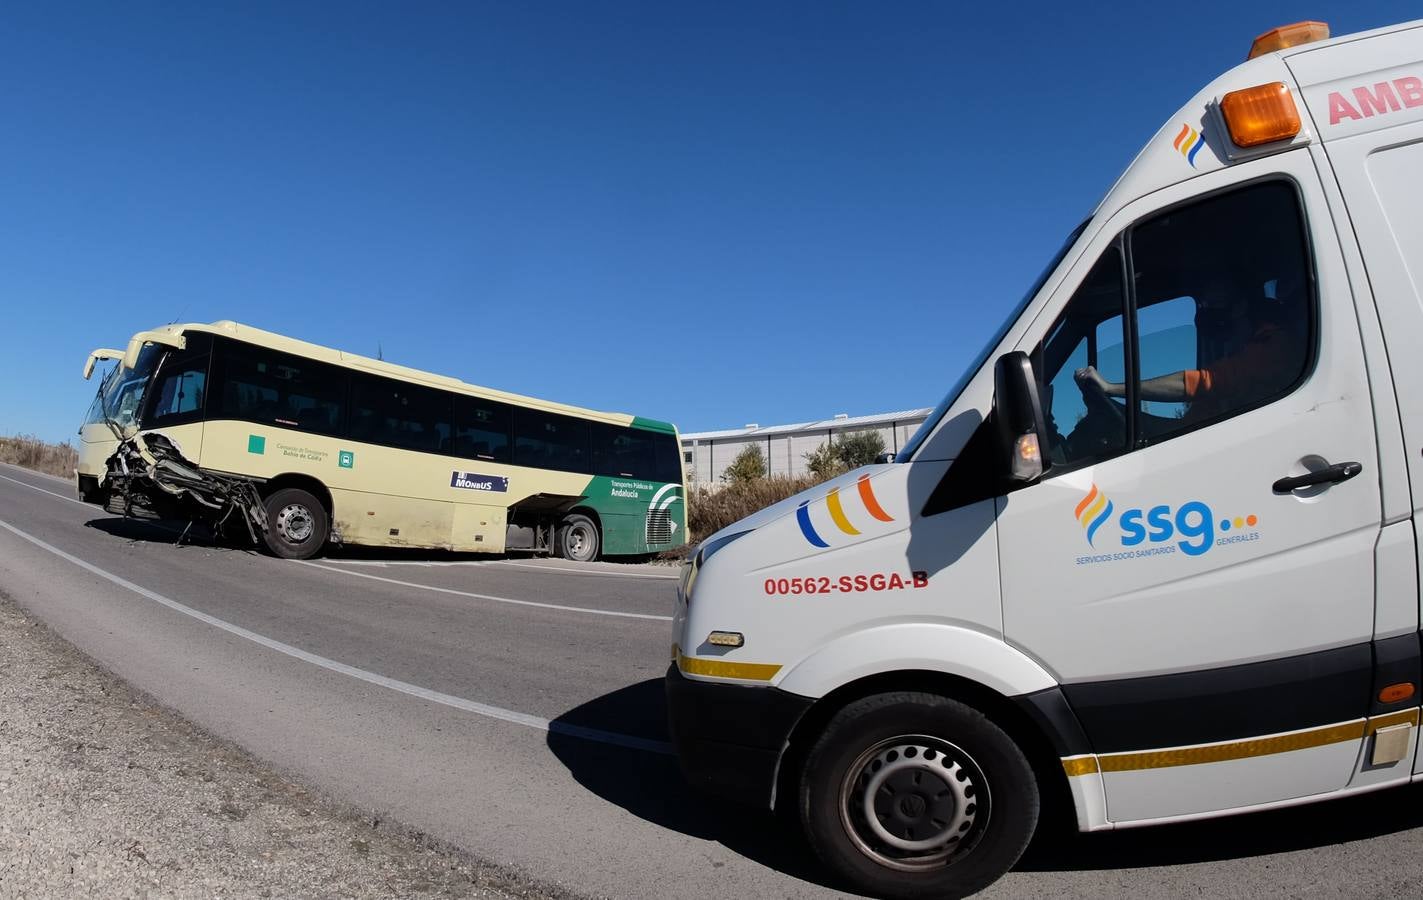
[680,408,933,484]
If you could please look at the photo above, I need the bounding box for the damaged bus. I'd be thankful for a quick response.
[77,321,685,561]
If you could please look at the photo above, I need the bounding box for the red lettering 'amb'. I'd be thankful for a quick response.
[1355,82,1402,117]
[1329,91,1362,124]
[1396,76,1423,108]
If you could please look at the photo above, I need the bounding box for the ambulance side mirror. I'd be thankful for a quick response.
[993,351,1050,484]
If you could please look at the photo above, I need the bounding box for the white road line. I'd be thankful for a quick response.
[0,470,91,507]
[489,560,679,580]
[299,561,673,622]
[320,559,492,568]
[0,461,73,485]
[0,518,672,756]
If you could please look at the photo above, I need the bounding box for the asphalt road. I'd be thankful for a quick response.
[3,460,1423,899]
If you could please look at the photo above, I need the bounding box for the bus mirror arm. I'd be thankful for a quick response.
[83,349,125,380]
[122,331,186,371]
[993,351,1051,484]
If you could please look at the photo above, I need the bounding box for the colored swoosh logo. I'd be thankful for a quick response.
[1074,483,1114,547]
[796,474,895,548]
[1172,123,1206,168]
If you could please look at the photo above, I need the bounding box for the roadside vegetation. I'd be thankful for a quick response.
[0,434,77,479]
[678,430,890,551]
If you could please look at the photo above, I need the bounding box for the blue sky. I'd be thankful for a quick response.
[1,2,1415,445]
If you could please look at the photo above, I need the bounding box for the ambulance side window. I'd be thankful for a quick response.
[1036,248,1129,470]
[1129,180,1314,444]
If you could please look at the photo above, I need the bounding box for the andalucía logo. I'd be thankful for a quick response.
[1074,484,1114,547]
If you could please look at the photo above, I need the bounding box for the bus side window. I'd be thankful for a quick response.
[651,433,682,484]
[211,338,347,436]
[350,376,453,455]
[454,395,512,463]
[514,409,589,474]
[592,424,652,479]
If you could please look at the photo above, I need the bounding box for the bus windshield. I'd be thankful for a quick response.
[101,344,162,432]
[897,217,1092,461]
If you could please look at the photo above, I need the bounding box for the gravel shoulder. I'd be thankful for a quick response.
[0,588,579,900]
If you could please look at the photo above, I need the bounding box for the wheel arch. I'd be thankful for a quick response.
[771,629,1085,831]
[566,505,602,533]
[259,472,334,517]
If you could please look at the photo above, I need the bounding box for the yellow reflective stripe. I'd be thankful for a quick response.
[1366,707,1420,734]
[1061,707,1423,777]
[825,488,861,536]
[1097,721,1365,772]
[677,650,781,682]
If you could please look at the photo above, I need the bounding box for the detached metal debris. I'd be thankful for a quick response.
[105,433,268,544]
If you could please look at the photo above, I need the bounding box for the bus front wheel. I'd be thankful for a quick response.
[799,691,1039,900]
[261,487,329,560]
[556,514,600,562]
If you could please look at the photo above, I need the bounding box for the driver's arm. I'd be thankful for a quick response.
[1075,366,1188,402]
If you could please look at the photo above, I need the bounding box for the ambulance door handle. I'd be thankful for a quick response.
[1272,461,1362,494]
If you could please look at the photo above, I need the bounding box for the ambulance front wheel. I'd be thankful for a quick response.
[799,691,1039,900]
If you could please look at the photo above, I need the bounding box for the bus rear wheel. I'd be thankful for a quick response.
[261,487,329,560]
[799,691,1039,900]
[556,514,600,562]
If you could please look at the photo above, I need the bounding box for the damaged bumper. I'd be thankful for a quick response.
[104,433,268,542]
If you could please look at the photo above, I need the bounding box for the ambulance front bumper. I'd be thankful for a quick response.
[664,664,813,809]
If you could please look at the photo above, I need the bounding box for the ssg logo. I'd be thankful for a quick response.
[1074,484,1114,546]
[1074,483,1259,561]
[1172,123,1206,168]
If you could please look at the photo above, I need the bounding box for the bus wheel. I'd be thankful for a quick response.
[556,514,599,562]
[799,692,1039,900]
[261,488,329,560]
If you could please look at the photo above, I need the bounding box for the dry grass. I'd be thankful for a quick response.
[687,475,822,544]
[653,475,827,561]
[0,434,79,480]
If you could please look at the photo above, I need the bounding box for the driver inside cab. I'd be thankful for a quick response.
[1068,271,1309,437]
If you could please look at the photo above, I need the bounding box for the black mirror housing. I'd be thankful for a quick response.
[993,351,1051,483]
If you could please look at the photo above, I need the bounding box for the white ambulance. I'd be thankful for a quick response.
[667,19,1423,899]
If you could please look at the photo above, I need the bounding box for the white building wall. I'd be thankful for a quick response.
[682,409,933,485]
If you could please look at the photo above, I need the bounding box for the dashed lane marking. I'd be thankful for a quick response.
[0,518,672,755]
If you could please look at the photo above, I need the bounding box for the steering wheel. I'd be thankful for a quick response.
[1075,368,1127,430]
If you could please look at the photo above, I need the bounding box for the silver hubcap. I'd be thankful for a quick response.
[839,736,988,872]
[567,525,591,557]
[275,503,314,544]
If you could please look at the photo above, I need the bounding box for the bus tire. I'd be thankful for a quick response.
[799,691,1039,900]
[556,514,599,562]
[261,487,329,560]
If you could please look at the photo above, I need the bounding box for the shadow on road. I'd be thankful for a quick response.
[551,678,1423,885]
[83,516,232,549]
[546,678,846,893]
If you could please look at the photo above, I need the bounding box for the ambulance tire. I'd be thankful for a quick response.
[799,691,1039,900]
[261,488,329,560]
[556,514,600,562]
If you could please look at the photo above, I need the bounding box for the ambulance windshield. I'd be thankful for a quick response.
[898,217,1091,461]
